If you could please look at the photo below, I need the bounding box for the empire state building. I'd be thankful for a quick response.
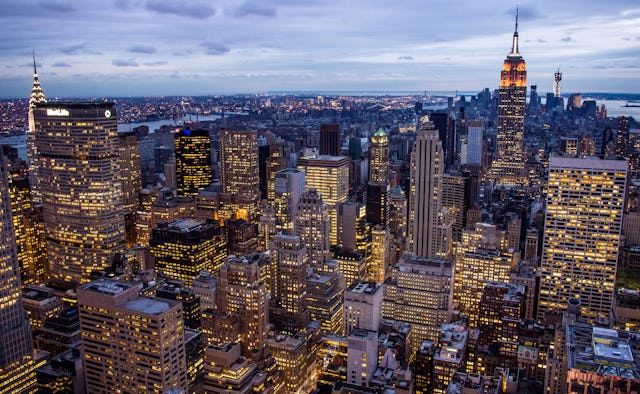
[490,13,527,185]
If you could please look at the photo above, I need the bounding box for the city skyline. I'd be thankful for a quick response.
[0,0,639,97]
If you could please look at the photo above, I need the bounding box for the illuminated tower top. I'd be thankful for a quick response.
[501,10,526,88]
[554,68,562,98]
[29,51,46,114]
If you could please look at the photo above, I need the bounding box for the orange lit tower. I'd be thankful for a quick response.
[491,11,527,185]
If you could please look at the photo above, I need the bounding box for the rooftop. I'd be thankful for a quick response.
[125,298,171,314]
[347,281,382,295]
[167,217,208,232]
[80,279,133,295]
[567,322,640,380]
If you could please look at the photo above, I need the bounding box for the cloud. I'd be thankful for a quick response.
[200,42,230,55]
[60,43,85,55]
[537,38,547,43]
[503,5,544,22]
[21,62,43,68]
[561,36,573,42]
[38,1,75,13]
[145,0,215,19]
[52,62,72,67]
[397,56,413,61]
[128,45,156,54]
[112,58,139,67]
[113,0,133,9]
[232,2,277,18]
[143,60,168,66]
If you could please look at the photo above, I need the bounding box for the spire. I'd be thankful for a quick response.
[29,51,46,113]
[510,6,520,56]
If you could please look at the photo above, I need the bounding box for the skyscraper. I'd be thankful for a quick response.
[270,234,310,333]
[490,13,527,185]
[320,124,341,156]
[408,117,448,258]
[295,189,330,267]
[0,153,37,393]
[367,128,391,226]
[297,155,349,246]
[538,156,627,321]
[27,52,46,205]
[150,218,227,286]
[215,255,269,355]
[33,103,126,284]
[77,278,187,393]
[274,168,305,235]
[369,128,390,184]
[175,128,212,198]
[219,129,260,221]
[118,132,142,214]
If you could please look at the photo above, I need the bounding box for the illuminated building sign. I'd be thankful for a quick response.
[46,108,70,116]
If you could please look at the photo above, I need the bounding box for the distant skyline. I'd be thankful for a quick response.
[1,0,639,98]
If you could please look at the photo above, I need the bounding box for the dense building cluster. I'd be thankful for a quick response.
[0,15,640,394]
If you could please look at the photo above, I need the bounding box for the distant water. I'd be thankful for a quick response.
[0,134,27,161]
[598,100,640,119]
[117,114,221,132]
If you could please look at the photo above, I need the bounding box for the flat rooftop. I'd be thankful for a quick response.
[567,323,640,380]
[125,298,171,314]
[347,281,381,295]
[80,279,133,295]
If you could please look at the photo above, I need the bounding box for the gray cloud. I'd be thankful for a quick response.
[38,1,75,13]
[143,60,168,66]
[200,42,230,55]
[52,62,72,67]
[113,0,133,9]
[503,5,544,22]
[397,56,413,61]
[60,43,85,55]
[232,2,277,18]
[561,36,573,42]
[128,45,156,54]
[538,38,547,43]
[145,0,215,19]
[112,58,139,67]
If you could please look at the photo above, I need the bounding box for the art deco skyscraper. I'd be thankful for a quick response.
[0,154,37,393]
[219,129,260,221]
[33,103,126,285]
[538,157,627,321]
[408,117,448,258]
[27,52,46,204]
[490,13,527,185]
[175,128,212,198]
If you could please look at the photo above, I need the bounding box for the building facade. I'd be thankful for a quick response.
[538,157,627,321]
[33,103,126,284]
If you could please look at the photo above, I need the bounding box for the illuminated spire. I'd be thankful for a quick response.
[29,51,46,113]
[509,6,520,56]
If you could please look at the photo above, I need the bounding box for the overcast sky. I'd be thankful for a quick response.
[1,0,639,98]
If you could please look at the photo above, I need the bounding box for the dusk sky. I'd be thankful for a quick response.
[1,0,639,98]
